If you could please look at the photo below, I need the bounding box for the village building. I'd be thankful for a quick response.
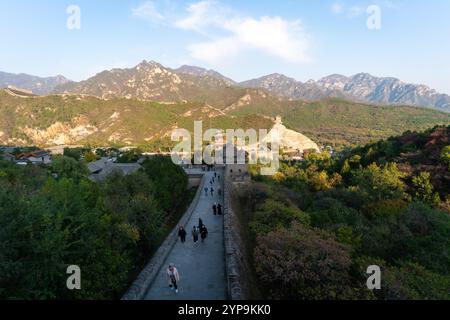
[17,150,52,165]
[87,158,142,182]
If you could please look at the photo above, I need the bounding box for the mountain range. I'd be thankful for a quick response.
[241,73,450,111]
[1,60,450,150]
[1,61,449,112]
[0,71,69,95]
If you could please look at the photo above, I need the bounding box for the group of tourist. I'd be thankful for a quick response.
[212,202,223,216]
[177,219,210,244]
[204,172,222,197]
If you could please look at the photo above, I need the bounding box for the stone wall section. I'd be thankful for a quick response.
[223,166,249,300]
[121,174,206,300]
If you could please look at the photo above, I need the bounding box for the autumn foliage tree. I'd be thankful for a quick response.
[254,222,359,300]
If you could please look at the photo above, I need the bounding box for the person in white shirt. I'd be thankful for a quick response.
[167,263,180,293]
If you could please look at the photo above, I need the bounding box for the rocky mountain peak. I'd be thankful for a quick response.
[175,65,236,86]
[3,60,449,111]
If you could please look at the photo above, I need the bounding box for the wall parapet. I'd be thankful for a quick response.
[223,167,245,300]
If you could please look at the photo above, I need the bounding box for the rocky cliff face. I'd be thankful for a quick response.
[54,61,187,101]
[53,61,239,103]
[20,116,98,146]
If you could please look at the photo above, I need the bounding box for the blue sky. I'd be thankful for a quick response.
[1,0,449,93]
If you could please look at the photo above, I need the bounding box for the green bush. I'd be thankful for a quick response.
[249,199,310,235]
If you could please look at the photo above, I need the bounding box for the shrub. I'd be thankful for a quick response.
[249,199,310,236]
[254,223,359,300]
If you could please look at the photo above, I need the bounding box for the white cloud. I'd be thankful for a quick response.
[175,1,228,32]
[132,1,164,22]
[227,17,309,63]
[175,1,311,65]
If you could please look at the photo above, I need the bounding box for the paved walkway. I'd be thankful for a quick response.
[145,170,227,300]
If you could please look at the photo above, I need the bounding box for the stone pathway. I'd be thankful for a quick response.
[144,171,227,300]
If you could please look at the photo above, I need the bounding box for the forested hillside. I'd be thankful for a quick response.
[1,90,449,150]
[242,126,450,299]
[230,98,450,147]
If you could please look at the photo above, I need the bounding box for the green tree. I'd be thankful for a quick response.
[441,145,450,170]
[51,156,89,181]
[411,172,438,205]
[0,155,191,300]
[249,199,310,235]
[141,156,188,217]
[117,149,142,163]
[352,163,406,201]
[83,151,98,163]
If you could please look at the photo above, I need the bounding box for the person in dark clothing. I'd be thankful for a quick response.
[217,203,223,215]
[198,218,204,230]
[214,172,217,178]
[213,203,217,215]
[210,187,214,197]
[178,226,187,243]
[200,225,208,243]
[204,187,208,196]
[192,226,199,243]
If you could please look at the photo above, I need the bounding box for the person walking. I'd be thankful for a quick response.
[214,172,217,178]
[167,263,180,294]
[213,203,217,215]
[192,226,199,243]
[198,218,204,230]
[178,226,187,243]
[210,187,214,197]
[204,187,208,196]
[217,203,223,215]
[200,225,208,243]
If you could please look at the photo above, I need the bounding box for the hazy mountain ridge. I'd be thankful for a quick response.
[175,65,237,87]
[0,71,69,95]
[242,72,450,111]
